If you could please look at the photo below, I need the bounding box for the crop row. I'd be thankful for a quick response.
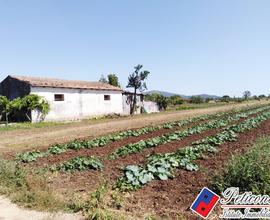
[50,106,270,174]
[109,105,270,159]
[116,110,270,190]
[49,156,103,172]
[16,108,238,163]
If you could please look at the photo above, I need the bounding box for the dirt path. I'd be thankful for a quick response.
[0,101,268,153]
[0,196,82,220]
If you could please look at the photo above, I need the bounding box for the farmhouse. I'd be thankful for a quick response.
[0,75,160,122]
[0,75,124,122]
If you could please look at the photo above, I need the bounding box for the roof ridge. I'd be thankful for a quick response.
[7,75,123,92]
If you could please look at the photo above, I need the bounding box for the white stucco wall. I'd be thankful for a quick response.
[30,87,123,122]
[122,94,144,115]
[143,101,160,113]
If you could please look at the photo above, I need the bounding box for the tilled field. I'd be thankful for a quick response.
[11,103,270,219]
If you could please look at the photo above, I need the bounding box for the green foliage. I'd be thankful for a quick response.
[16,151,46,163]
[144,93,160,102]
[99,74,121,88]
[51,156,103,172]
[220,95,231,103]
[127,64,150,92]
[127,64,150,114]
[0,96,12,123]
[108,74,121,87]
[110,106,268,159]
[211,137,270,195]
[259,94,266,99]
[0,159,64,211]
[0,94,50,123]
[144,93,168,110]
[155,94,169,110]
[18,109,224,163]
[243,90,251,100]
[116,107,270,190]
[20,94,50,121]
[168,95,184,106]
[99,74,108,83]
[16,105,269,165]
[190,96,204,104]
[48,144,68,154]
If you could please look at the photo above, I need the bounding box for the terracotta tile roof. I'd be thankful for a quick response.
[9,75,123,91]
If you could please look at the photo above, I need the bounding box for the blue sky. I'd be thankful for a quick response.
[0,0,269,97]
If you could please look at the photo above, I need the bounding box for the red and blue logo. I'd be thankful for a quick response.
[190,187,220,219]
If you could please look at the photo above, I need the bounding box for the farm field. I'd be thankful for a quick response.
[0,101,268,152]
[1,102,270,219]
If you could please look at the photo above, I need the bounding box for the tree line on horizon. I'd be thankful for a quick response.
[99,70,270,112]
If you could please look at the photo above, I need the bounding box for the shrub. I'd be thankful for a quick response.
[211,137,270,195]
[190,96,204,104]
[168,95,184,106]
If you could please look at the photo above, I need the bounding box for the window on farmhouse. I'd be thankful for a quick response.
[54,94,64,101]
[104,95,111,101]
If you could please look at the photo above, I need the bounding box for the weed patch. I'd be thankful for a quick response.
[211,136,270,194]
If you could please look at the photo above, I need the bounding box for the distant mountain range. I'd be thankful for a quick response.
[144,90,220,99]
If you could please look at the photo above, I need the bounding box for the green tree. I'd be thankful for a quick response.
[252,95,260,101]
[258,94,266,99]
[20,94,50,121]
[190,96,204,104]
[220,95,231,103]
[156,95,169,110]
[108,74,121,87]
[145,93,168,110]
[145,93,161,102]
[243,91,251,100]
[0,96,12,124]
[0,95,50,123]
[168,95,184,106]
[127,65,150,114]
[99,75,108,83]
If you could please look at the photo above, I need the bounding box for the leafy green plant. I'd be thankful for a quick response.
[16,151,46,163]
[51,156,103,172]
